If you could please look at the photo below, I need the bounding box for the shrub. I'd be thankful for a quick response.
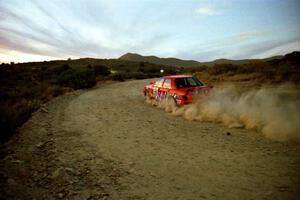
[109,72,161,81]
[93,65,111,76]
[0,99,41,143]
[139,61,145,67]
[130,72,147,79]
[146,66,160,73]
[148,73,162,78]
[53,64,71,75]
[209,64,238,75]
[57,68,96,89]
[109,72,126,81]
[138,66,145,73]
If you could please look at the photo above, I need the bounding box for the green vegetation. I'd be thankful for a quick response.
[0,59,177,143]
[183,52,300,84]
[119,52,284,68]
[57,68,96,89]
[120,51,299,84]
[120,53,202,68]
[0,51,299,143]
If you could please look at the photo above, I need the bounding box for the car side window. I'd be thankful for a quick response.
[163,79,171,89]
[154,78,164,87]
[175,78,187,88]
[175,77,203,88]
[187,78,197,86]
[193,77,204,86]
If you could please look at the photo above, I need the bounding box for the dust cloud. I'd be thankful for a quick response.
[147,84,300,142]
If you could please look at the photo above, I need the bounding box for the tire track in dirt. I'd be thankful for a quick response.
[1,79,300,200]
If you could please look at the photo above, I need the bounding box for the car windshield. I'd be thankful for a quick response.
[175,77,203,88]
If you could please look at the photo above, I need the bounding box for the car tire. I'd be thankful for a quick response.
[167,95,177,107]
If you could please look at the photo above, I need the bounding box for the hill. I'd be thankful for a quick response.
[119,52,284,67]
[119,53,201,68]
[0,51,299,143]
[192,51,300,85]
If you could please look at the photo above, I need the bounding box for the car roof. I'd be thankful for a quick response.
[162,74,193,79]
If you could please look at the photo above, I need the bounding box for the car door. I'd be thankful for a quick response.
[152,78,164,99]
[159,78,171,100]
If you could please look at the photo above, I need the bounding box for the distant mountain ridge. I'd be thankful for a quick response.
[119,53,201,68]
[119,52,284,68]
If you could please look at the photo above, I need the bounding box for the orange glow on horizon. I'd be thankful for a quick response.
[0,50,66,63]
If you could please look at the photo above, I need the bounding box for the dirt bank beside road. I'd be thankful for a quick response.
[1,79,299,199]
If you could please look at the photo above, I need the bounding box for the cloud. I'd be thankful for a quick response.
[173,31,267,60]
[250,40,300,59]
[0,0,175,63]
[195,5,221,16]
[0,50,59,63]
[0,1,123,60]
[173,31,300,61]
[0,0,299,63]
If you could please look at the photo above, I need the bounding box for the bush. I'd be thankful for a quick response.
[93,65,111,76]
[146,73,161,78]
[130,72,147,79]
[209,64,238,75]
[57,68,96,89]
[145,66,160,74]
[0,99,41,143]
[109,72,127,81]
[109,72,161,81]
[53,64,71,75]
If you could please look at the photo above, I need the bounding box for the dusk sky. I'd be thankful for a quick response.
[0,0,300,63]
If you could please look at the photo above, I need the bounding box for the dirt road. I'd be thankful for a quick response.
[1,79,300,200]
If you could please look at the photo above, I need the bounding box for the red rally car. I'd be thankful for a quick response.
[143,75,212,105]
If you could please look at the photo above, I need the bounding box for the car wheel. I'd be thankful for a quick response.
[167,95,177,107]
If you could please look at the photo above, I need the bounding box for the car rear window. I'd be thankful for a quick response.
[154,78,164,87]
[175,77,203,88]
[163,79,171,88]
